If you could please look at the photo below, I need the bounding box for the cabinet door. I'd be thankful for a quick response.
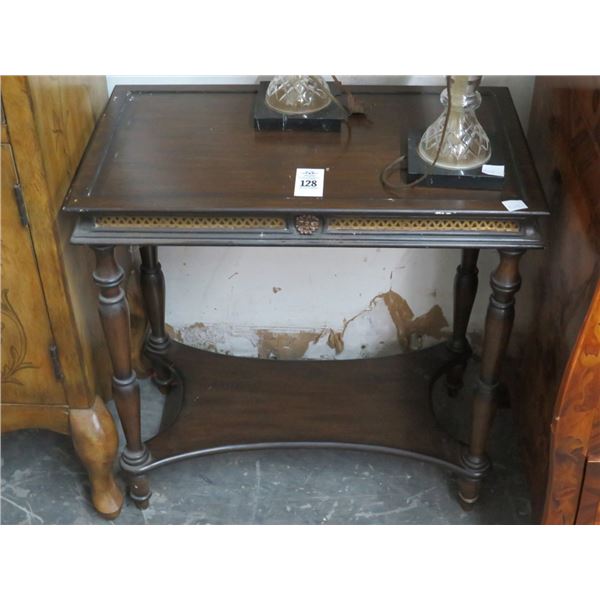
[1,143,66,404]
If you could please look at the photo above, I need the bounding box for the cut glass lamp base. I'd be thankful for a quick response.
[254,81,347,132]
[406,132,506,191]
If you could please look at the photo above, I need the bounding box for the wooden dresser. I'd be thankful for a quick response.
[1,76,127,518]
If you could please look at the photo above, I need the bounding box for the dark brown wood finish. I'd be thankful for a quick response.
[64,86,546,216]
[446,249,480,395]
[63,84,548,513]
[139,246,172,387]
[144,341,468,474]
[459,249,524,506]
[64,85,546,250]
[92,245,151,507]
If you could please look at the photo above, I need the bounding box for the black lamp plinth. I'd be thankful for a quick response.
[253,81,348,132]
[407,132,506,190]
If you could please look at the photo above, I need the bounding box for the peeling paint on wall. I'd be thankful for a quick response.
[326,290,448,355]
[378,290,448,349]
[164,321,255,355]
[256,330,324,360]
[165,288,449,360]
[164,323,184,343]
[327,330,345,354]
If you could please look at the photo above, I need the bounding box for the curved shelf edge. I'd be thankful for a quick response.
[140,341,484,482]
[138,440,479,479]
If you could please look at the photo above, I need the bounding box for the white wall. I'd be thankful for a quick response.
[107,76,535,359]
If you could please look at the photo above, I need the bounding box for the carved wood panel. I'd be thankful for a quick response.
[0,144,65,404]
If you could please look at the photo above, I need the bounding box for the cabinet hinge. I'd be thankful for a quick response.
[12,183,29,227]
[49,343,64,381]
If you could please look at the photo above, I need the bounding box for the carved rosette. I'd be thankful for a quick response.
[295,214,321,235]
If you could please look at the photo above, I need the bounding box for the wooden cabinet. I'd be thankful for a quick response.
[552,281,600,524]
[1,77,124,518]
[1,144,66,404]
[512,76,600,524]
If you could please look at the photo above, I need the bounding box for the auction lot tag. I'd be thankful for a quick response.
[482,164,505,177]
[502,199,528,212]
[294,168,325,197]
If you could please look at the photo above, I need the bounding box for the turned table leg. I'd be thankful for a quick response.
[92,245,152,509]
[458,249,524,508]
[447,248,480,396]
[139,246,172,389]
[70,396,124,519]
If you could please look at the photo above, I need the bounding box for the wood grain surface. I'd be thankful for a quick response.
[63,85,548,218]
[1,76,144,409]
[512,76,600,522]
[1,76,130,518]
[0,144,66,404]
[2,76,108,408]
[544,281,600,524]
[145,341,468,475]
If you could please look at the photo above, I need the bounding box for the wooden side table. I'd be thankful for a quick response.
[62,85,548,512]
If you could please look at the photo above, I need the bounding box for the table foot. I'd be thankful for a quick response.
[121,446,153,511]
[457,491,478,512]
[149,371,172,396]
[129,474,152,510]
[457,447,491,509]
[70,397,124,520]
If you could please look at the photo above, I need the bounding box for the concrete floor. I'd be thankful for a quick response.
[1,359,532,524]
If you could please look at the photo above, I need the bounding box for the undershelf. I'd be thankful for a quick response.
[142,341,472,477]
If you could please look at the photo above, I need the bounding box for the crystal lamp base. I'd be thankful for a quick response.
[419,76,491,171]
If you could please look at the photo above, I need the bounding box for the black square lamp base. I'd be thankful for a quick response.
[253,81,348,132]
[406,132,506,190]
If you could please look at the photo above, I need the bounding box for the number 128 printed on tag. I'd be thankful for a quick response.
[294,168,325,197]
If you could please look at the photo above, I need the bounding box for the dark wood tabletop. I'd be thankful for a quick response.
[64,84,548,248]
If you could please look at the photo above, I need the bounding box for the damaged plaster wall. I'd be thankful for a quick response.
[159,246,495,360]
[166,287,450,360]
[107,76,535,360]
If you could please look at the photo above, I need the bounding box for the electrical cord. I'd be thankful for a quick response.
[379,75,453,193]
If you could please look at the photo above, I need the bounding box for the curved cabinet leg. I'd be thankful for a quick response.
[70,396,124,519]
[139,246,172,389]
[447,248,480,396]
[92,245,152,509]
[458,249,524,508]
